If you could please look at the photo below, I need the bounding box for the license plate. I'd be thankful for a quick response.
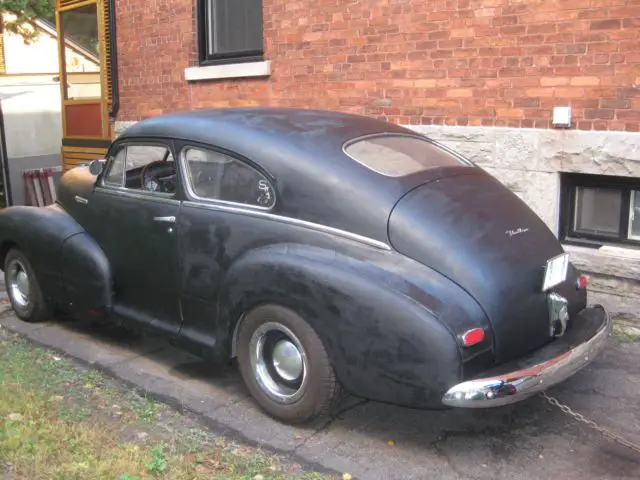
[542,252,570,291]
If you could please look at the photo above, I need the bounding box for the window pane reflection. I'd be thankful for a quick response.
[60,5,101,99]
[630,190,640,240]
[574,186,622,236]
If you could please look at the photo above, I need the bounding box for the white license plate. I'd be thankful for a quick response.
[542,252,570,291]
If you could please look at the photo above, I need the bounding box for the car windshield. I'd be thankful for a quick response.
[343,134,469,177]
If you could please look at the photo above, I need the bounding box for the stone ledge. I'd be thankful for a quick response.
[565,244,640,324]
[407,125,640,178]
[565,244,640,281]
[184,61,271,82]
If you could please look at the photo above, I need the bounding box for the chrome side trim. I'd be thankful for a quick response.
[95,186,180,205]
[182,200,391,250]
[442,305,612,408]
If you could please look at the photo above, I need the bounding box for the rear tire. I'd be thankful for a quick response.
[3,248,52,323]
[236,304,343,424]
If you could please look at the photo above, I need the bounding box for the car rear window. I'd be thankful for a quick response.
[343,134,469,177]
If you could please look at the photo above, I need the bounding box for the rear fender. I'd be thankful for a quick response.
[217,243,482,408]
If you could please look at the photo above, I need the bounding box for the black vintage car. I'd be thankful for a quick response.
[0,108,610,424]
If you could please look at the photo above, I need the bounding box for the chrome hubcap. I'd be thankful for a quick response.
[249,322,308,404]
[272,339,303,381]
[8,260,30,308]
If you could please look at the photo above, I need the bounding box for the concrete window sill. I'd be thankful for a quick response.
[184,61,271,82]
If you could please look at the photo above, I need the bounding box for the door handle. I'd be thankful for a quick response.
[153,216,176,223]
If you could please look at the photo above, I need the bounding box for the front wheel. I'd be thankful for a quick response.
[3,248,52,323]
[236,305,343,424]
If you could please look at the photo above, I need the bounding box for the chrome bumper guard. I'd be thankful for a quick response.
[442,304,611,408]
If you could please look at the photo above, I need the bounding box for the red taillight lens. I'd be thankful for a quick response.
[576,275,589,290]
[461,328,485,347]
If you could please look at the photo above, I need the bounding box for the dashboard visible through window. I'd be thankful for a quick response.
[102,144,176,195]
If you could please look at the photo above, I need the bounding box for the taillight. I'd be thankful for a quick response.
[576,275,589,290]
[460,328,485,347]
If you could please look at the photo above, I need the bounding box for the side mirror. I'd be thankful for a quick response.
[89,159,105,176]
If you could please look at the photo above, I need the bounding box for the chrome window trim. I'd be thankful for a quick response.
[102,145,127,188]
[341,132,472,177]
[183,200,391,250]
[179,145,277,212]
[95,186,181,205]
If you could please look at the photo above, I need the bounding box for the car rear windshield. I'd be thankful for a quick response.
[343,134,469,177]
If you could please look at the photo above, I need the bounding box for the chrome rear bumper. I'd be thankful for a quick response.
[442,304,611,408]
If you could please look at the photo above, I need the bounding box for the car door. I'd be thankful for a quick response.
[91,140,183,336]
[173,141,278,350]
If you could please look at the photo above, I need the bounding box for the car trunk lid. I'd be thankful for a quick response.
[388,171,566,363]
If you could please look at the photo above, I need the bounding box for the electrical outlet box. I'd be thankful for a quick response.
[552,106,572,128]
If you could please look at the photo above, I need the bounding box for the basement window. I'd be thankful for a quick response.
[198,0,264,66]
[560,172,640,247]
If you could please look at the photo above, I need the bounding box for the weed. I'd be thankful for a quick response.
[146,443,169,477]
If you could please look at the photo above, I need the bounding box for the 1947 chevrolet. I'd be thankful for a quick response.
[0,108,610,424]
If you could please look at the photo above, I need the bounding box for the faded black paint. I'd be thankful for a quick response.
[0,108,593,409]
[389,171,587,363]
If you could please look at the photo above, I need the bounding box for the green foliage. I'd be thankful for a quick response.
[118,473,141,480]
[146,444,169,477]
[0,0,55,43]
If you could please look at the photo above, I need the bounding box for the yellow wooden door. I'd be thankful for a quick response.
[55,0,113,171]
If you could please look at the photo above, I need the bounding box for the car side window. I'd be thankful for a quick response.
[183,146,276,209]
[103,147,126,186]
[102,144,176,195]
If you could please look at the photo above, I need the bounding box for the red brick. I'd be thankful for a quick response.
[527,24,557,35]
[514,98,540,108]
[446,89,474,98]
[570,76,601,86]
[556,44,587,55]
[600,98,631,109]
[541,77,569,86]
[617,110,640,120]
[590,19,622,30]
[622,18,640,28]
[115,0,640,132]
[585,109,615,119]
[496,108,524,118]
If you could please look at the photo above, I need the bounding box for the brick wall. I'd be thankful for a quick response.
[115,0,640,131]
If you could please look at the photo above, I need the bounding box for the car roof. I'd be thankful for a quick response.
[118,107,411,150]
[116,108,469,244]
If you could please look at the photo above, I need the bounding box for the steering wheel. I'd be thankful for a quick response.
[140,160,176,193]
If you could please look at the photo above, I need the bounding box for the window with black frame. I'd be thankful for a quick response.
[560,172,640,247]
[198,0,264,65]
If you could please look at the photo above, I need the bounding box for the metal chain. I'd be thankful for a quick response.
[542,391,640,455]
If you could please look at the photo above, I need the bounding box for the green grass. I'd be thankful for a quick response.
[0,332,335,480]
[612,323,640,343]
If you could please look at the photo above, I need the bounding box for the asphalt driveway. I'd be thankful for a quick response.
[0,285,638,479]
